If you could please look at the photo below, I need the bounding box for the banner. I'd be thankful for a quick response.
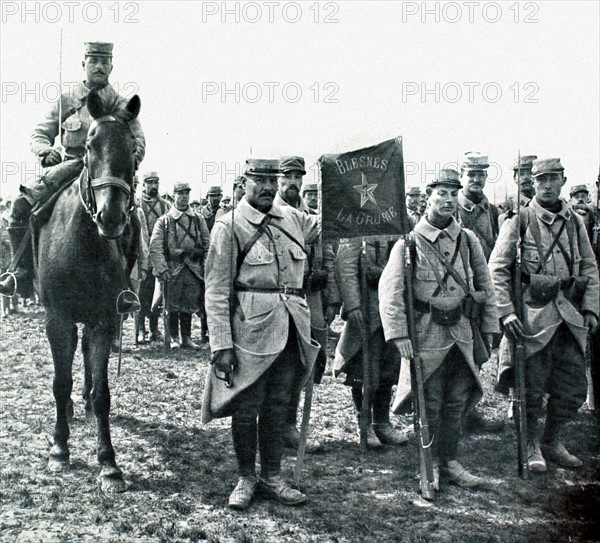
[319,137,409,241]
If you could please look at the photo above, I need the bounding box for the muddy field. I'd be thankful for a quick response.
[1,305,599,543]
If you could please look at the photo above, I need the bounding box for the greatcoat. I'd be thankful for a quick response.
[378,217,499,410]
[488,198,599,393]
[201,197,320,423]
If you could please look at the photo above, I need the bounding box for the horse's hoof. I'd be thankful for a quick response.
[98,467,126,493]
[48,455,70,472]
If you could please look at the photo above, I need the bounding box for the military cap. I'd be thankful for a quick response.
[302,182,318,193]
[206,185,223,196]
[461,152,489,172]
[85,42,113,58]
[428,168,463,189]
[233,176,244,188]
[512,155,538,171]
[222,196,231,202]
[531,158,564,178]
[173,182,191,193]
[190,200,200,206]
[243,158,281,177]
[569,184,589,197]
[280,156,306,175]
[143,171,159,182]
[406,186,422,196]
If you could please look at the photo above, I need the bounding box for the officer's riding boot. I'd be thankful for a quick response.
[372,385,408,446]
[149,315,163,343]
[180,312,200,350]
[352,385,382,449]
[540,419,582,468]
[0,225,34,298]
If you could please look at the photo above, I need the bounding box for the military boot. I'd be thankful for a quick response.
[0,226,33,297]
[541,419,583,468]
[149,316,164,342]
[357,415,383,449]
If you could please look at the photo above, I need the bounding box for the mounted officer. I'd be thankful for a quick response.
[0,41,145,297]
[139,171,170,342]
[202,158,319,510]
[489,158,599,472]
[149,182,210,349]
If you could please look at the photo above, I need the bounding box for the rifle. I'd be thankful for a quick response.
[162,279,170,351]
[404,235,435,501]
[513,151,529,480]
[359,241,372,452]
[56,29,65,161]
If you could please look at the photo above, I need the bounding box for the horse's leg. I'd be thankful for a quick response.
[81,326,94,420]
[46,310,77,471]
[89,319,125,492]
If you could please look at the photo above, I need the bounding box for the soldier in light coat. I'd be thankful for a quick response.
[489,158,599,473]
[379,168,499,488]
[335,235,408,449]
[202,159,320,511]
[0,41,145,297]
[139,171,170,342]
[150,182,210,349]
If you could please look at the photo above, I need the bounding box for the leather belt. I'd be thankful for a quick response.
[234,284,305,297]
[414,299,431,313]
[521,273,568,289]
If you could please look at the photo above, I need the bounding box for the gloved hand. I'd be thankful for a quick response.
[211,348,237,383]
[347,308,366,339]
[502,313,525,340]
[40,148,62,167]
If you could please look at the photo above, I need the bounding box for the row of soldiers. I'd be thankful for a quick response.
[0,40,598,510]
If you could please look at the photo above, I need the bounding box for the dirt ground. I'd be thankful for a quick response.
[1,305,599,543]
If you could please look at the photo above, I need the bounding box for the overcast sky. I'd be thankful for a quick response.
[1,1,598,202]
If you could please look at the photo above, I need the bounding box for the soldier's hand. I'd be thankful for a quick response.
[584,313,598,333]
[139,269,147,282]
[159,270,172,282]
[40,149,62,167]
[502,313,525,340]
[212,348,237,378]
[347,308,366,338]
[393,337,414,359]
[325,304,339,326]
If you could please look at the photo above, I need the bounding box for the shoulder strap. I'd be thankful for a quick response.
[236,215,272,273]
[416,233,469,295]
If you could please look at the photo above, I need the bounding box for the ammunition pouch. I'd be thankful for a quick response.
[365,265,384,289]
[563,275,589,306]
[461,291,486,320]
[303,269,329,292]
[529,274,561,304]
[429,296,463,327]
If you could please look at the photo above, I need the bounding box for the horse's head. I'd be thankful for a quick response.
[83,89,141,239]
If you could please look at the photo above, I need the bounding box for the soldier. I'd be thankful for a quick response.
[190,200,201,213]
[139,171,170,342]
[301,181,319,211]
[221,196,233,212]
[275,157,335,453]
[569,185,595,242]
[380,168,499,488]
[202,158,319,510]
[233,176,246,207]
[201,186,226,232]
[406,186,422,230]
[489,158,599,472]
[149,182,210,349]
[418,193,428,215]
[335,235,408,448]
[457,152,502,432]
[498,155,538,228]
[0,41,145,297]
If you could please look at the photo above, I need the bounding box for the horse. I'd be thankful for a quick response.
[37,89,141,492]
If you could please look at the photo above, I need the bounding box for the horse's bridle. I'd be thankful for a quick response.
[79,115,136,219]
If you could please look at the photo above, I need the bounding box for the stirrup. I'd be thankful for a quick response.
[0,272,17,298]
[116,289,141,315]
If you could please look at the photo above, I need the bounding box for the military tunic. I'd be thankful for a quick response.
[201,197,320,423]
[457,191,499,261]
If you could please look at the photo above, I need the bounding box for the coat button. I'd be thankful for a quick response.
[444,251,450,256]
[439,232,446,239]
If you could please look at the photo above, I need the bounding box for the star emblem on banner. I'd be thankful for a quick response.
[353,173,378,207]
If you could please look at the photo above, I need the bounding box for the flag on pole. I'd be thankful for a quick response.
[319,136,409,241]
